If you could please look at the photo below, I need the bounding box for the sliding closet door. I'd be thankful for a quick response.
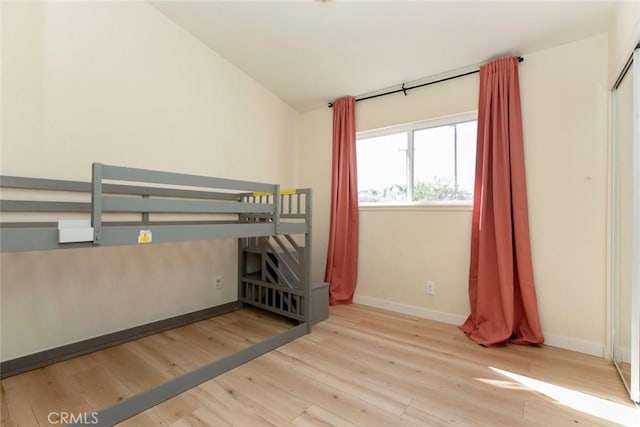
[612,48,639,404]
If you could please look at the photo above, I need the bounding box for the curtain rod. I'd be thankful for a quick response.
[328,56,524,108]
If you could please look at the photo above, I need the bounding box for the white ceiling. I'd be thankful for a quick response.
[151,1,616,112]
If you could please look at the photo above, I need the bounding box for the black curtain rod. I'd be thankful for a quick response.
[328,56,524,108]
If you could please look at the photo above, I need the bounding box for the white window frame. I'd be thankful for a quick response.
[357,111,478,209]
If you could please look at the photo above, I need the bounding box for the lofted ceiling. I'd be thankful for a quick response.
[151,1,616,112]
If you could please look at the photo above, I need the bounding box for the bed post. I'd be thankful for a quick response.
[237,193,248,311]
[304,189,313,333]
[273,184,281,235]
[237,235,244,310]
[91,163,103,245]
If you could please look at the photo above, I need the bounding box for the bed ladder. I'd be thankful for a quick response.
[239,235,306,321]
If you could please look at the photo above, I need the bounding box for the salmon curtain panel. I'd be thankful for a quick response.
[461,57,544,346]
[324,96,359,305]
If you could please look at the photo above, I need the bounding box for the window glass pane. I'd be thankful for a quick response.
[356,117,476,205]
[413,121,476,201]
[413,125,456,201]
[455,121,477,198]
[357,133,407,203]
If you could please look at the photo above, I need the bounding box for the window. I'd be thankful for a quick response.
[357,114,477,205]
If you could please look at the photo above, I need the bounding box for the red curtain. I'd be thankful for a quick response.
[461,57,544,346]
[325,96,359,305]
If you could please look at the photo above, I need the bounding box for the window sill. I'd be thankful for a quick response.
[358,203,473,212]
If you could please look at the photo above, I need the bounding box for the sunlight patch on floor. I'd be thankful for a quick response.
[489,367,639,426]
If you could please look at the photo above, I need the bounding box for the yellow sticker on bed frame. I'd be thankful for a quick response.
[138,230,152,243]
[252,189,296,197]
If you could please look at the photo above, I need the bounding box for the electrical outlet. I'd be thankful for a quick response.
[426,281,436,295]
[214,276,222,290]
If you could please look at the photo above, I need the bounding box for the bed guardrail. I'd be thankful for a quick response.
[90,163,279,245]
[0,163,310,252]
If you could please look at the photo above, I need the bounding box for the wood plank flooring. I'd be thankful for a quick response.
[2,304,637,426]
[0,307,295,426]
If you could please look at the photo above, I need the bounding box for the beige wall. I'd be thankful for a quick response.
[349,76,479,324]
[521,34,609,354]
[295,107,333,280]
[0,2,299,360]
[297,33,610,355]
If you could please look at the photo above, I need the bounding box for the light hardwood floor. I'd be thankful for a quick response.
[0,308,295,426]
[2,304,637,426]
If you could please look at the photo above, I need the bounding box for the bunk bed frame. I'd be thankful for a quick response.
[0,163,315,426]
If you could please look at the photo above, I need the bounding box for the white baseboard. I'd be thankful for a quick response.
[543,334,604,357]
[353,295,467,326]
[353,294,604,357]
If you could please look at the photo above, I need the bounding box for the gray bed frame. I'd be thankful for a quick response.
[0,163,313,426]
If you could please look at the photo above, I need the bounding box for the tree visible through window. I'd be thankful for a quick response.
[357,115,477,204]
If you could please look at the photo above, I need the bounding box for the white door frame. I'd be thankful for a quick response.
[611,47,640,404]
